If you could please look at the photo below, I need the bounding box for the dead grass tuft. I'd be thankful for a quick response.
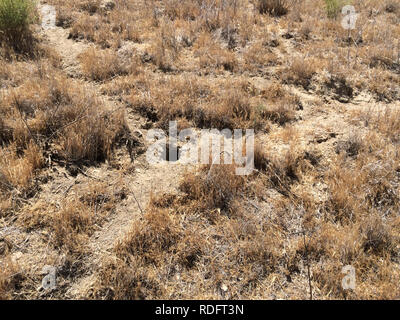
[180,164,247,217]
[79,47,132,81]
[283,57,317,90]
[257,0,288,17]
[0,256,23,299]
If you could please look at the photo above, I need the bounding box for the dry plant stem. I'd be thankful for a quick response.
[128,184,144,215]
[348,29,351,67]
[13,94,40,148]
[303,231,313,300]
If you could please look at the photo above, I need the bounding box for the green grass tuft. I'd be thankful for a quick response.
[0,0,36,52]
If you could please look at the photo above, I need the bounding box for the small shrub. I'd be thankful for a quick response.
[258,103,296,125]
[335,134,363,157]
[257,0,288,17]
[94,257,162,299]
[360,216,396,257]
[0,257,23,299]
[52,200,94,253]
[384,0,399,13]
[283,58,317,89]
[0,0,35,52]
[79,47,131,81]
[324,0,349,19]
[80,0,101,15]
[116,208,182,264]
[0,142,43,192]
[55,7,74,28]
[180,164,246,216]
[56,108,127,163]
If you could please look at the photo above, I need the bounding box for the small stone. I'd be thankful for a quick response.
[221,284,228,292]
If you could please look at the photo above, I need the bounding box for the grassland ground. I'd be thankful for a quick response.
[0,0,400,299]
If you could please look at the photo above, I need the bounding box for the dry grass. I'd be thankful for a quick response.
[0,0,37,56]
[92,163,284,299]
[283,57,319,90]
[180,164,247,218]
[18,181,123,256]
[79,47,131,81]
[257,0,289,16]
[2,0,400,300]
[129,76,267,130]
[0,256,23,299]
[0,143,43,192]
[1,70,128,163]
